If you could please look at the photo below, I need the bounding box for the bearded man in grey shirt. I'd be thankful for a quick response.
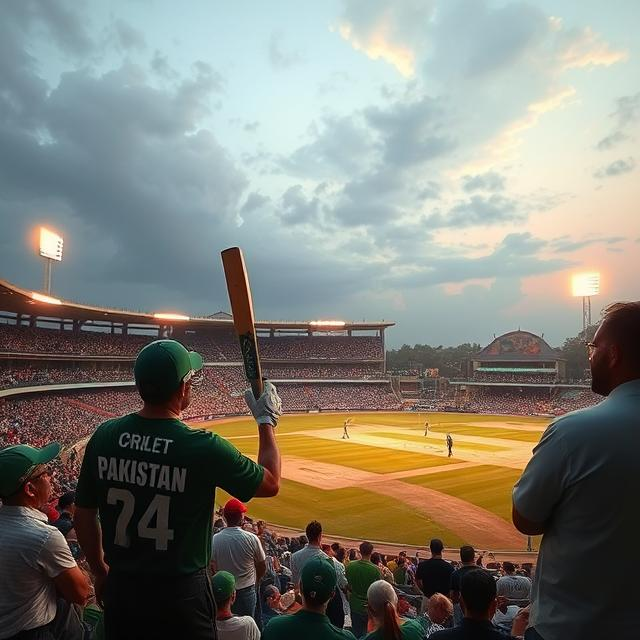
[513,302,640,640]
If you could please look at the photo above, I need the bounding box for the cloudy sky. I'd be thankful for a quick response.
[1,0,638,348]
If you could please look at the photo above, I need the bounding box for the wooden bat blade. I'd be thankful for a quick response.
[221,247,263,399]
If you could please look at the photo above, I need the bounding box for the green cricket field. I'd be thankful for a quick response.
[200,412,548,551]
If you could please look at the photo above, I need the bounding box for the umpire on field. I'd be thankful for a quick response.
[74,340,282,640]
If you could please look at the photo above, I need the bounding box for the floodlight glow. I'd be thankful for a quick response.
[572,272,600,297]
[39,227,64,261]
[153,313,190,321]
[309,320,346,327]
[31,292,62,305]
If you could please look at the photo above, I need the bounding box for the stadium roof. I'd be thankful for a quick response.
[0,279,394,332]
[474,330,563,362]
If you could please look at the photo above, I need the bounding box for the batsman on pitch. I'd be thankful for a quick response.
[75,339,282,640]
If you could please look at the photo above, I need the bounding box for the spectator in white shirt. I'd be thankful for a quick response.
[0,443,90,639]
[212,499,266,627]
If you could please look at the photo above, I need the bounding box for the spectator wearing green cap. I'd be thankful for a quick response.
[262,556,356,640]
[212,571,260,640]
[0,443,91,639]
[74,339,283,640]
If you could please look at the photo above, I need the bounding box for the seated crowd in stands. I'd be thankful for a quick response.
[472,372,557,384]
[0,324,384,361]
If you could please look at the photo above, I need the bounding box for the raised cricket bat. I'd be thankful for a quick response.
[221,247,263,400]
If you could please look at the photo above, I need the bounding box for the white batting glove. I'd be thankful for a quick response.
[245,380,283,427]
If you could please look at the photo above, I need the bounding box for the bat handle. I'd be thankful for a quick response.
[251,379,264,400]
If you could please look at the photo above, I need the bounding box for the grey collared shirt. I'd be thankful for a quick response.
[513,378,640,638]
[0,506,77,638]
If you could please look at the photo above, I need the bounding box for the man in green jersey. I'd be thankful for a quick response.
[262,556,356,640]
[75,339,282,640]
[346,541,381,638]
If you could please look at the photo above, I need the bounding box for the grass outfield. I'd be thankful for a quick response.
[225,433,462,473]
[426,423,546,443]
[370,431,509,452]
[217,479,465,547]
[198,412,546,548]
[402,465,524,522]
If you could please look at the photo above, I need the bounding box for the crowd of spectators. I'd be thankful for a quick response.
[0,324,384,361]
[472,371,557,384]
[264,365,385,379]
[0,365,133,389]
[429,387,601,417]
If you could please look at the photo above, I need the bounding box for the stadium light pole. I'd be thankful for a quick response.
[571,272,600,336]
[38,227,64,294]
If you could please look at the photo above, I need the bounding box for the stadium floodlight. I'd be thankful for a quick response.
[39,228,64,261]
[571,272,600,297]
[309,320,346,327]
[153,313,190,321]
[571,272,600,335]
[31,292,62,305]
[38,227,64,294]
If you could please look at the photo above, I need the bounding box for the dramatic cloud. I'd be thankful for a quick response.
[594,157,636,179]
[336,0,435,76]
[462,172,506,193]
[426,194,524,229]
[596,92,640,150]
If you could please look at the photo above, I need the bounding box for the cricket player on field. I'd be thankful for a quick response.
[75,340,282,640]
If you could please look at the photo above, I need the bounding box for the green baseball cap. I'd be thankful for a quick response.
[212,571,236,603]
[0,443,61,498]
[134,340,203,395]
[301,556,337,602]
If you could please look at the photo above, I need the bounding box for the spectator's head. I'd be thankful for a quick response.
[366,580,401,639]
[348,548,358,561]
[300,557,337,611]
[223,498,247,526]
[371,552,382,565]
[460,545,475,564]
[430,538,444,556]
[264,584,281,609]
[359,541,374,559]
[256,519,266,534]
[503,561,516,575]
[334,547,346,563]
[57,490,75,515]
[0,443,59,508]
[212,571,236,610]
[305,520,322,544]
[399,550,407,559]
[134,340,203,412]
[427,593,454,625]
[460,569,497,620]
[590,302,640,396]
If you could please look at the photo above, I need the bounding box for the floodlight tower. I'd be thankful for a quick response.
[38,227,64,294]
[571,272,600,336]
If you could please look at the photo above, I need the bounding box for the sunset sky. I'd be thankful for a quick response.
[1,0,638,347]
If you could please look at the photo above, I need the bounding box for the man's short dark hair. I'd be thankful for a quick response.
[305,520,322,542]
[461,569,496,615]
[430,538,444,554]
[503,561,516,573]
[602,301,640,365]
[360,541,374,556]
[460,545,475,563]
[371,552,381,564]
[331,542,340,553]
[136,382,175,405]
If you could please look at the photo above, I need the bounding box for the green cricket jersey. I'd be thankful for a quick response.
[76,413,264,575]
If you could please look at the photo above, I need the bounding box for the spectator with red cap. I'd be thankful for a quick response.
[212,498,267,627]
